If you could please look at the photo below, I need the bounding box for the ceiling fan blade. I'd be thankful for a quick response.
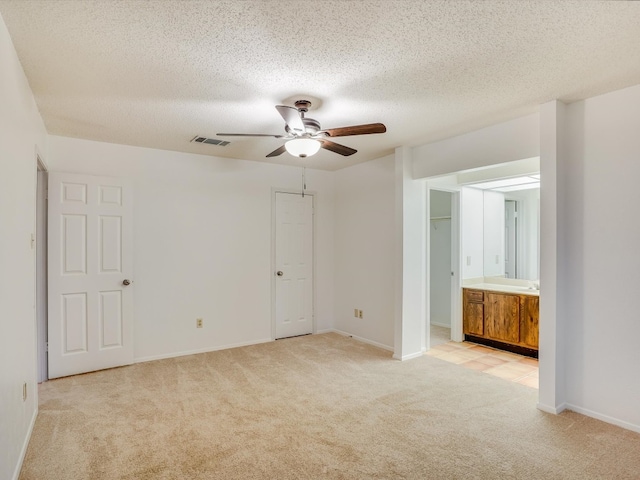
[323,123,386,137]
[320,140,357,156]
[216,133,285,138]
[266,145,287,157]
[275,105,306,135]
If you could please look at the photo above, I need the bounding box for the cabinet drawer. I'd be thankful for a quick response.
[465,290,484,303]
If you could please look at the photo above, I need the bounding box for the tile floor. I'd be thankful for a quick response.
[426,337,539,389]
[429,324,452,347]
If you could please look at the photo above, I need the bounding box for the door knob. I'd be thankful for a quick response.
[276,271,283,277]
[122,279,131,286]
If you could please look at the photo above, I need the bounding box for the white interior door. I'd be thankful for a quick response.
[48,173,133,378]
[274,192,313,339]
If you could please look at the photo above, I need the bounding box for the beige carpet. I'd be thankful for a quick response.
[21,333,640,479]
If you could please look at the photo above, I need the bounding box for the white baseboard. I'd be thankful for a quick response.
[536,401,640,434]
[536,402,567,415]
[315,328,334,335]
[392,350,425,361]
[134,338,273,364]
[328,329,394,352]
[564,403,640,434]
[430,321,452,329]
[13,406,38,480]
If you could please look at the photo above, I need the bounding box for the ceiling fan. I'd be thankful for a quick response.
[217,100,386,158]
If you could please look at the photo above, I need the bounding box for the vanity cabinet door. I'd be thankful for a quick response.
[484,292,520,343]
[463,289,484,336]
[520,295,539,348]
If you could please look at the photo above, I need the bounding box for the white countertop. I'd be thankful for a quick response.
[463,283,539,296]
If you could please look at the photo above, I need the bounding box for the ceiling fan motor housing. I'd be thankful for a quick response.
[285,117,321,136]
[303,118,320,135]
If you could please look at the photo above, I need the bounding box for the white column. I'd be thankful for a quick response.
[394,146,426,360]
[538,100,567,413]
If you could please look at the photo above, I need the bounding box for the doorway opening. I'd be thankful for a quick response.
[425,159,540,346]
[428,189,453,348]
[426,187,462,349]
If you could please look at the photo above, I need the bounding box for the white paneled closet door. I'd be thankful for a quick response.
[48,173,133,378]
[274,192,314,339]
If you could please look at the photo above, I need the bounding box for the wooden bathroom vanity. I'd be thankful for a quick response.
[463,286,539,357]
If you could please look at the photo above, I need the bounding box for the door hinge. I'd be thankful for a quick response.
[45,342,48,352]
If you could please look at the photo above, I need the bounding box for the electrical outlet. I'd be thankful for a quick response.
[354,309,358,318]
[23,382,27,401]
[196,318,203,328]
[358,310,363,319]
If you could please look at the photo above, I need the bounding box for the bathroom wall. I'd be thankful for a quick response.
[461,187,484,279]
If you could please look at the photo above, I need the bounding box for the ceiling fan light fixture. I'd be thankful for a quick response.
[285,138,321,158]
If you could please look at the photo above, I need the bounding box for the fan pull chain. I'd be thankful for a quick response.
[301,167,306,197]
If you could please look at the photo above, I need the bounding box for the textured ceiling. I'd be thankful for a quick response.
[1,1,640,170]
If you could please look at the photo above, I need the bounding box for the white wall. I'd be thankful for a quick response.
[0,14,48,480]
[429,190,452,327]
[48,136,335,361]
[562,84,640,430]
[333,155,395,349]
[461,187,484,279]
[413,113,540,179]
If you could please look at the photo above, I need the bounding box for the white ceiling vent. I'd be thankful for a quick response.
[191,136,230,147]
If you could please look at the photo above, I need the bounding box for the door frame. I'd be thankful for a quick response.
[425,185,463,348]
[271,189,316,340]
[504,199,518,279]
[34,151,49,383]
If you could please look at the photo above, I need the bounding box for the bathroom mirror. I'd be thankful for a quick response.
[441,158,540,282]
